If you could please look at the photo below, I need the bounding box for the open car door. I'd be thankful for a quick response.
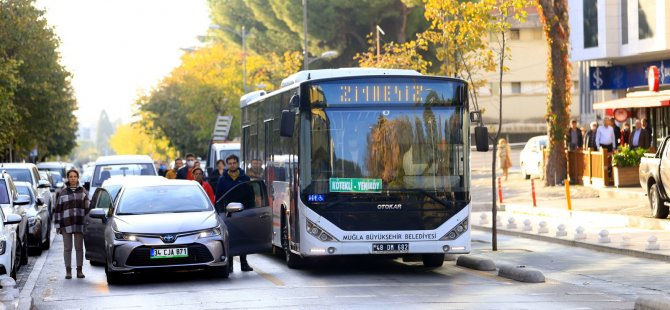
[216,180,272,256]
[84,188,112,263]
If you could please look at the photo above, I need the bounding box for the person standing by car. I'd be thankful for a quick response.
[566,119,583,151]
[193,167,215,204]
[497,138,512,181]
[215,154,253,272]
[54,169,89,279]
[165,158,183,179]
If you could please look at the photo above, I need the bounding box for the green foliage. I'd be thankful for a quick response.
[612,145,647,168]
[0,0,78,160]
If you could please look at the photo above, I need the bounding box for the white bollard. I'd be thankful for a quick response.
[621,234,632,247]
[646,235,660,250]
[479,213,489,225]
[598,230,611,243]
[556,224,567,237]
[574,226,587,240]
[537,221,549,234]
[506,217,518,229]
[522,219,532,232]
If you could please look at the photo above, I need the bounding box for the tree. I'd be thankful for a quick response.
[108,123,177,161]
[0,0,78,160]
[96,110,115,156]
[208,0,428,68]
[537,0,571,186]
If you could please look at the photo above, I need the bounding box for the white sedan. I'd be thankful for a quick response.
[0,207,24,279]
[519,135,548,179]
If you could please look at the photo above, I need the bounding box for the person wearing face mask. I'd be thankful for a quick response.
[177,153,196,180]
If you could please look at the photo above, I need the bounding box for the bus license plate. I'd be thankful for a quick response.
[150,248,188,259]
[372,243,409,253]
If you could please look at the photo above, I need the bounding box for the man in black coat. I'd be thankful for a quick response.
[566,119,583,151]
[610,117,621,149]
[215,154,254,272]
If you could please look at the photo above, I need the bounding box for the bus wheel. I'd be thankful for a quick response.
[282,217,303,269]
[422,253,445,267]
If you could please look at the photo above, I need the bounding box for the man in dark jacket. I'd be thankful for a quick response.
[566,119,583,151]
[629,119,651,150]
[215,154,253,272]
[585,121,598,150]
[176,153,196,180]
[610,117,621,149]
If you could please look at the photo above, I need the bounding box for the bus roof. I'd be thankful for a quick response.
[240,68,423,108]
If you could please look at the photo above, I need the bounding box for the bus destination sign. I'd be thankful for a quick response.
[329,178,382,193]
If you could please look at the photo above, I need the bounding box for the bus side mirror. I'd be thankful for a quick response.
[280,110,295,137]
[474,126,489,152]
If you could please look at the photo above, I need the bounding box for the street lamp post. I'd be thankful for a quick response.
[210,25,248,93]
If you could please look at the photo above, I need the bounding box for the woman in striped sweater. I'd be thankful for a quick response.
[54,169,90,279]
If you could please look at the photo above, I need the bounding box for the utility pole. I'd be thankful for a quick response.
[242,25,247,93]
[303,0,308,69]
[376,25,385,65]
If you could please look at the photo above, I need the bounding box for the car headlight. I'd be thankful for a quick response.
[197,228,221,239]
[113,232,137,241]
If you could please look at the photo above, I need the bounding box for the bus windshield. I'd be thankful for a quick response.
[303,106,467,195]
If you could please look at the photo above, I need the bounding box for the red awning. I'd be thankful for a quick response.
[593,93,670,110]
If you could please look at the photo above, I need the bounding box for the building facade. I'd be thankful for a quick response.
[569,0,670,146]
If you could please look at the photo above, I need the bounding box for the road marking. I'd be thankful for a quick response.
[249,265,285,287]
[278,296,319,300]
[335,295,376,298]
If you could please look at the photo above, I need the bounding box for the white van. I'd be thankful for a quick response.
[85,155,157,197]
[206,142,241,174]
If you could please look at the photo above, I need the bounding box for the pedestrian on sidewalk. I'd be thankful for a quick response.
[54,169,90,279]
[497,138,512,181]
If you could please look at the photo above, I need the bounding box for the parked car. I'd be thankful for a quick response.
[14,181,51,255]
[0,205,24,279]
[85,155,157,199]
[0,172,30,275]
[36,161,75,184]
[83,177,270,284]
[639,136,670,219]
[519,135,548,179]
[1,163,54,220]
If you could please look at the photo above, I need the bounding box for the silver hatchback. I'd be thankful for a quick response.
[84,178,271,284]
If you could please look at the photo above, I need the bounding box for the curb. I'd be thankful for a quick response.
[599,187,646,200]
[497,263,545,283]
[456,255,496,271]
[634,296,670,310]
[472,225,670,263]
[14,229,53,310]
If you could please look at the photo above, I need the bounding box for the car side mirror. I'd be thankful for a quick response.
[38,180,51,189]
[225,202,243,213]
[280,110,295,137]
[37,198,44,206]
[14,195,30,206]
[4,214,22,225]
[474,126,489,152]
[89,209,107,223]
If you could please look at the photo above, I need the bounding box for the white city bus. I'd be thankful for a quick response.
[240,68,474,268]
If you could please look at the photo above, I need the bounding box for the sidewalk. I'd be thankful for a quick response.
[471,193,670,262]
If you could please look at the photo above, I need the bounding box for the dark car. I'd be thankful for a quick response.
[84,177,271,284]
[36,162,75,184]
[14,182,51,255]
[1,163,54,221]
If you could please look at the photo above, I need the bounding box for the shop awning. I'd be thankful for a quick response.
[593,93,670,110]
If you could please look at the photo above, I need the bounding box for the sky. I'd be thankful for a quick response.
[35,0,211,127]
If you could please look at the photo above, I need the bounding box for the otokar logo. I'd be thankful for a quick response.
[377,204,402,210]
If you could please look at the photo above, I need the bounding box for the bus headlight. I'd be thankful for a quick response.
[306,219,338,242]
[440,218,469,240]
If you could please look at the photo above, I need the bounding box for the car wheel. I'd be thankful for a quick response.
[521,164,530,180]
[282,214,303,269]
[421,253,445,267]
[105,264,123,285]
[649,184,670,219]
[41,225,51,250]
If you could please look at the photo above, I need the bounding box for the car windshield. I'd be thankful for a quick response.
[303,107,467,194]
[15,186,34,203]
[0,180,9,204]
[4,169,32,184]
[117,184,212,215]
[92,163,155,187]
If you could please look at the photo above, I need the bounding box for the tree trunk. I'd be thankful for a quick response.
[397,2,408,44]
[537,0,571,186]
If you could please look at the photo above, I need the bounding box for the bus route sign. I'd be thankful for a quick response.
[329,178,382,193]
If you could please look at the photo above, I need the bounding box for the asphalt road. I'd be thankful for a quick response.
[22,228,668,309]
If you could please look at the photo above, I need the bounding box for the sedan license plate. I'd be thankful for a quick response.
[372,243,409,253]
[150,248,188,259]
